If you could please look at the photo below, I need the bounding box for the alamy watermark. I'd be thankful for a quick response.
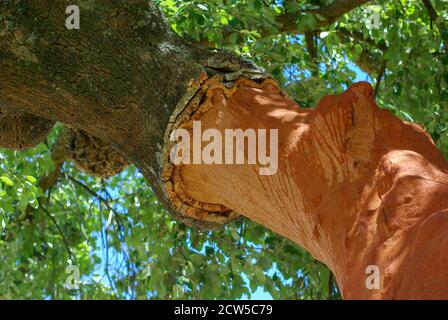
[365,6,381,30]
[65,5,80,30]
[169,121,279,176]
[65,265,80,290]
[65,4,381,31]
[365,265,380,290]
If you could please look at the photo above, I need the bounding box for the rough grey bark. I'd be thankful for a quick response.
[0,0,262,228]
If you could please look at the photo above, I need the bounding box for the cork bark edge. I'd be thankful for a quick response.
[161,75,284,226]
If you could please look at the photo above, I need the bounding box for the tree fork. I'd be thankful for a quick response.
[1,1,448,299]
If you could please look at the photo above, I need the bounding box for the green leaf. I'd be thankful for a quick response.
[228,32,239,44]
[0,176,14,187]
[25,175,37,184]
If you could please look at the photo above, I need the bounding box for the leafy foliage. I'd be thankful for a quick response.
[1,0,447,299]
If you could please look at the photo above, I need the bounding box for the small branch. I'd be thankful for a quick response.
[68,174,136,291]
[260,0,270,8]
[261,8,388,79]
[335,27,386,77]
[39,200,74,262]
[24,130,68,220]
[305,31,319,77]
[66,174,121,217]
[305,32,317,60]
[394,0,405,14]
[422,0,440,23]
[205,0,374,48]
[328,272,335,297]
[38,130,68,191]
[374,61,387,96]
[421,0,448,52]
[319,0,371,23]
[277,0,371,33]
[336,27,388,52]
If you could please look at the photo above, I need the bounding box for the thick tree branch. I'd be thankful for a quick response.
[277,0,371,33]
[171,79,448,298]
[277,1,383,78]
[0,1,212,173]
[201,1,382,78]
[200,0,373,49]
[0,0,232,229]
[2,0,448,300]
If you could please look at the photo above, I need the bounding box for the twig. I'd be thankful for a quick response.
[38,200,74,263]
[374,61,387,96]
[305,31,319,77]
[66,174,120,216]
[24,129,68,220]
[421,0,448,52]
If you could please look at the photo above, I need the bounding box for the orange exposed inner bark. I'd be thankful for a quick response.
[164,78,448,299]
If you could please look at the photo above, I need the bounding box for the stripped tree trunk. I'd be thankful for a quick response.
[0,1,447,299]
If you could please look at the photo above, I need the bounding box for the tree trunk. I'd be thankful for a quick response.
[1,1,447,299]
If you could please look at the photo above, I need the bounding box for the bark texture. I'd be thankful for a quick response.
[0,0,238,228]
[1,1,447,299]
[0,103,54,150]
[65,128,130,178]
